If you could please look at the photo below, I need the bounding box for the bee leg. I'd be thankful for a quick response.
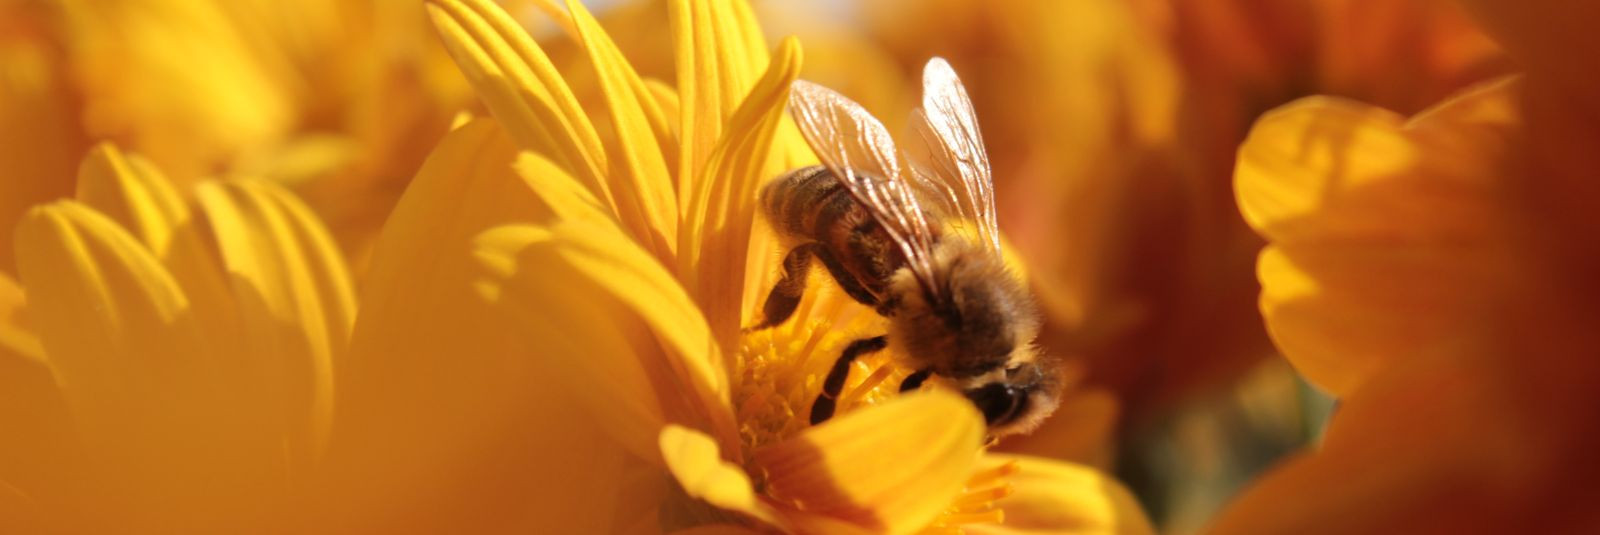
[898,369,933,392]
[809,335,889,425]
[752,243,821,330]
[813,247,880,308]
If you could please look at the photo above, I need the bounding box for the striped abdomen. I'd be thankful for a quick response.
[759,165,905,303]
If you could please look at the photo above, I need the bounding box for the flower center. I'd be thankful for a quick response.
[733,314,909,456]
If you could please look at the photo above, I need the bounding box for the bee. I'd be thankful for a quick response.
[753,58,1062,438]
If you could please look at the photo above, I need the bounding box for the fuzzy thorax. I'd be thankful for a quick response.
[885,238,1041,378]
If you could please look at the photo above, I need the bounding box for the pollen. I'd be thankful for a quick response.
[732,285,911,456]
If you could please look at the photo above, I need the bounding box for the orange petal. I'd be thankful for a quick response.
[473,218,737,456]
[755,390,983,535]
[14,202,280,528]
[1203,341,1536,533]
[659,424,782,527]
[195,178,356,462]
[0,272,81,519]
[1234,79,1521,395]
[326,119,608,532]
[966,454,1153,535]
[73,143,239,348]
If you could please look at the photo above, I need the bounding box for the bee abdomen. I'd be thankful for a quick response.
[760,165,850,239]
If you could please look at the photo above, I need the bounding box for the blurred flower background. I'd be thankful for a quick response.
[2,0,1597,533]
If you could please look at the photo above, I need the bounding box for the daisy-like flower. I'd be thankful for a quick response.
[1206,1,1600,530]
[0,0,475,276]
[318,0,1152,533]
[0,144,355,533]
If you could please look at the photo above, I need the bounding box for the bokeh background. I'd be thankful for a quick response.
[0,0,1553,532]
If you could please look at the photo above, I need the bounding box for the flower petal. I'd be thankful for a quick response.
[755,390,984,535]
[1203,341,1535,533]
[74,143,188,253]
[669,0,772,194]
[14,201,279,527]
[73,143,239,344]
[966,455,1153,535]
[659,424,781,527]
[424,0,615,213]
[0,272,82,518]
[326,120,655,532]
[1234,80,1521,395]
[567,0,679,258]
[677,36,802,347]
[195,178,355,462]
[473,217,738,456]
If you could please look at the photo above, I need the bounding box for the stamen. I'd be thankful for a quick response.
[918,462,1019,534]
[836,363,893,410]
[939,510,1006,526]
[951,485,1013,508]
[966,460,1020,489]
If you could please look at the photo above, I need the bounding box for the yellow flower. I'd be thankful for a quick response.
[318,0,1152,532]
[1214,1,1600,527]
[0,0,474,277]
[0,143,355,532]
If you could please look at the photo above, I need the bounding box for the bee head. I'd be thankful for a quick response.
[962,359,1064,438]
[888,239,1040,379]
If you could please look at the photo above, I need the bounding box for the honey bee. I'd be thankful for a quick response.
[754,58,1061,438]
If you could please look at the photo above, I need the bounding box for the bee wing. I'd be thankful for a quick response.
[904,57,1002,256]
[788,79,943,296]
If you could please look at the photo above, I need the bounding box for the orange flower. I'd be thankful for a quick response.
[850,0,1511,425]
[1213,1,1600,528]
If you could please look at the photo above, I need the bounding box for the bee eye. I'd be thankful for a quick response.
[963,383,1030,427]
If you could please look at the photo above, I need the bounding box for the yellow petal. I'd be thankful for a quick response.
[196,178,356,462]
[473,218,737,456]
[0,272,82,518]
[73,143,239,343]
[1234,80,1521,395]
[473,224,665,461]
[659,424,781,527]
[424,0,615,212]
[755,390,983,535]
[74,143,188,253]
[668,0,772,198]
[966,455,1153,535]
[14,202,279,527]
[567,0,678,258]
[677,37,802,347]
[0,272,42,363]
[328,120,624,531]
[513,151,613,223]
